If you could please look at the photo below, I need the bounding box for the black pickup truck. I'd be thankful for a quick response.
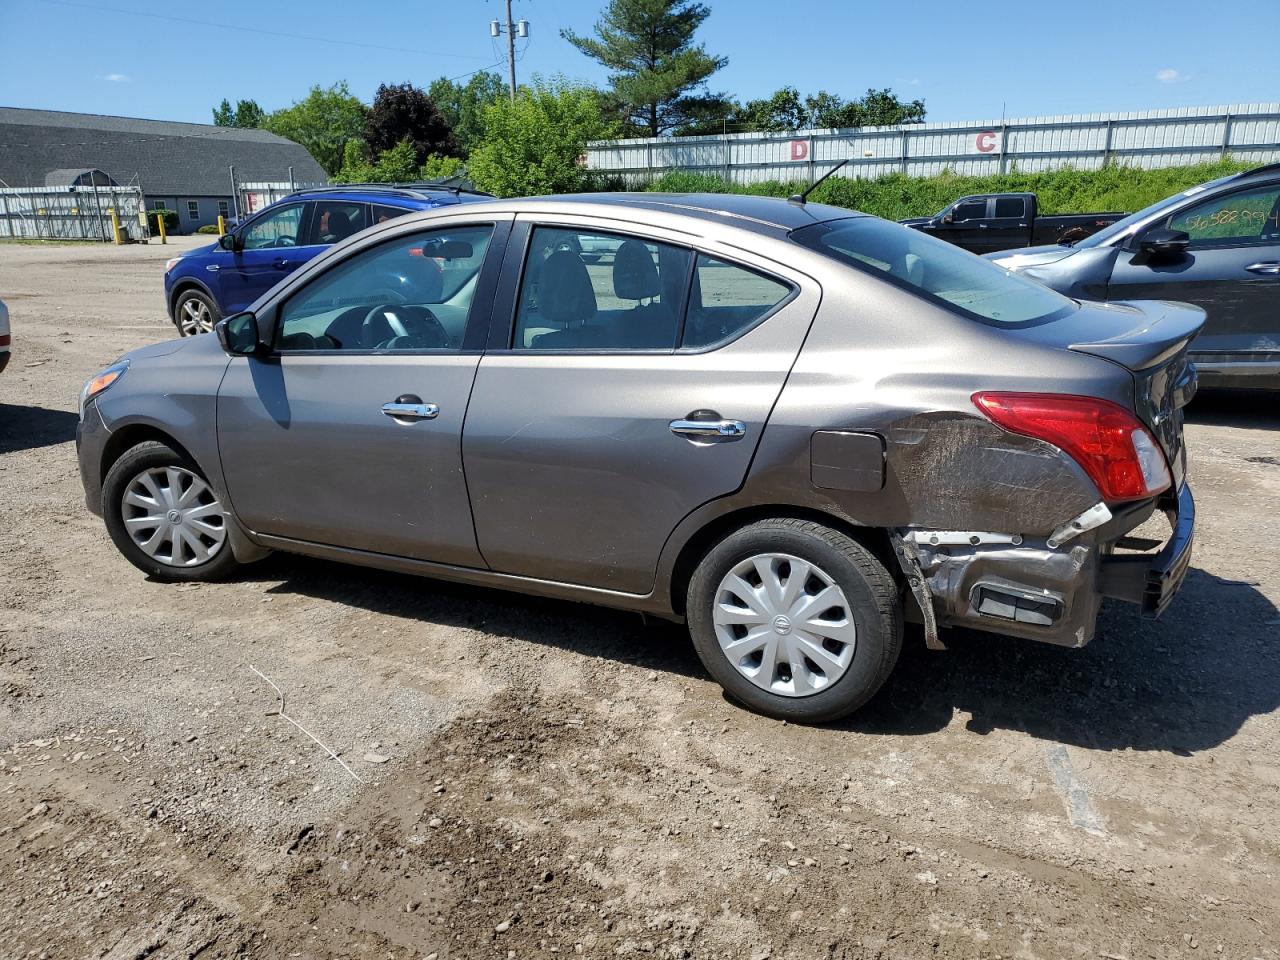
[900,193,1125,254]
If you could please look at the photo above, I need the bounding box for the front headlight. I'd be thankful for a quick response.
[79,360,129,417]
[165,257,183,273]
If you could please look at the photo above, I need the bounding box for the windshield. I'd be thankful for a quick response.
[793,217,1075,327]
[1074,173,1243,249]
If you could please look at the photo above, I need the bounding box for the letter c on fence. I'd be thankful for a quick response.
[790,140,808,161]
[976,131,997,153]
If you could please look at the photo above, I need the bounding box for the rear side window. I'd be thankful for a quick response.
[373,204,411,225]
[306,201,369,245]
[793,217,1074,327]
[514,227,692,350]
[1164,184,1280,247]
[683,255,791,349]
[994,197,1025,218]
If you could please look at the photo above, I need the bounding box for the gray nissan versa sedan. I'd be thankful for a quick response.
[76,193,1200,722]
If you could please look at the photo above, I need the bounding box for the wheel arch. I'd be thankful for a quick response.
[666,504,899,618]
[99,423,198,488]
[168,277,217,318]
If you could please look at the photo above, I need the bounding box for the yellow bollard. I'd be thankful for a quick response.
[110,208,124,245]
[217,214,227,236]
[156,211,167,244]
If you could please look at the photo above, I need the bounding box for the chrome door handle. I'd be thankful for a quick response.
[1245,261,1280,275]
[381,401,439,422]
[273,257,290,270]
[669,418,747,440]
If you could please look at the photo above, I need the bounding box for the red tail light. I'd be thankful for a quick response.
[972,392,1172,503]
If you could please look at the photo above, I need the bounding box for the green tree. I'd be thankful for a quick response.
[428,71,506,156]
[211,98,266,128]
[468,79,616,197]
[263,82,367,176]
[364,82,457,165]
[561,0,726,137]
[335,139,465,185]
[806,88,926,128]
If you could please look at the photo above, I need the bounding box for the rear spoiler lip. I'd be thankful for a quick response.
[1067,300,1206,371]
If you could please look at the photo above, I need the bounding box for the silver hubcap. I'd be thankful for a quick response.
[712,553,856,697]
[121,466,226,567]
[178,298,213,335]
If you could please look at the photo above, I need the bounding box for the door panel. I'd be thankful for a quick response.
[1109,184,1280,355]
[217,356,483,564]
[218,202,315,313]
[463,236,819,594]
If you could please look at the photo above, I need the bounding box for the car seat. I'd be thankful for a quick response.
[610,240,677,349]
[529,250,605,349]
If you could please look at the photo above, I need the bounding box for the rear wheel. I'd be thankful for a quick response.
[686,518,902,723]
[173,289,220,336]
[102,441,241,582]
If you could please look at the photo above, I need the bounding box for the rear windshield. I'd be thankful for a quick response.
[793,217,1074,327]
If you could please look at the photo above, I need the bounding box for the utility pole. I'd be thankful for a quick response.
[490,2,529,102]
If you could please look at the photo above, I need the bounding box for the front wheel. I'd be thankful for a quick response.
[173,289,220,337]
[102,441,241,582]
[686,518,902,723]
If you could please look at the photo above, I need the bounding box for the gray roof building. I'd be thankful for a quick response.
[0,107,326,195]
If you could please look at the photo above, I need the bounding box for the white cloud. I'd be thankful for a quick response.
[104,73,131,83]
[1155,68,1187,84]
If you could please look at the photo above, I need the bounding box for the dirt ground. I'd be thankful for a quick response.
[1,237,1278,960]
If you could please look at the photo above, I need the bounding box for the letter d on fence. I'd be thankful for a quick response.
[790,139,808,161]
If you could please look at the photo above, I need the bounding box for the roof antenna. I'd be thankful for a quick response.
[789,158,850,205]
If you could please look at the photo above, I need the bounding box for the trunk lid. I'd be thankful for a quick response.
[1064,299,1204,487]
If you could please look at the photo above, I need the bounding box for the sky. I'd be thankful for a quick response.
[1,0,1277,127]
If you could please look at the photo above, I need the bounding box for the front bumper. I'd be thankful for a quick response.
[1099,484,1195,618]
[76,400,109,516]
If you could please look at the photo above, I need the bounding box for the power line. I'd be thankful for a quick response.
[32,0,492,61]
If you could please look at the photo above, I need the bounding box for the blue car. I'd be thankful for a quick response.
[164,184,492,336]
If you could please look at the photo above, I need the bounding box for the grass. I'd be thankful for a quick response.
[640,160,1256,219]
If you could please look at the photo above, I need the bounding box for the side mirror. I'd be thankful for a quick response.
[218,232,241,252]
[942,214,955,224]
[1139,228,1190,258]
[215,311,268,356]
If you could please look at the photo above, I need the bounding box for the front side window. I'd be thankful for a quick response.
[952,199,987,222]
[514,227,692,350]
[240,202,305,250]
[307,201,369,246]
[683,255,792,349]
[276,224,493,351]
[1163,184,1280,248]
[794,217,1074,327]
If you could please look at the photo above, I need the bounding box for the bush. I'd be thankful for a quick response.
[469,78,617,197]
[635,159,1255,219]
[196,224,222,234]
[149,208,180,232]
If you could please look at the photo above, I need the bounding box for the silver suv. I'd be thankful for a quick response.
[77,193,1199,722]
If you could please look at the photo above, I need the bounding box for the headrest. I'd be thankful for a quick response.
[612,239,661,301]
[538,250,596,325]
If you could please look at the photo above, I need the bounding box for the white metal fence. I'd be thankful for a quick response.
[586,103,1280,186]
[235,179,325,220]
[0,184,148,240]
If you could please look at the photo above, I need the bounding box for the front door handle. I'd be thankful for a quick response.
[382,396,439,422]
[670,417,747,441]
[273,257,290,270]
[1245,261,1280,275]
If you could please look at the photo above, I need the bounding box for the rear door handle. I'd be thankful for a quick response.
[669,418,747,441]
[1245,261,1280,275]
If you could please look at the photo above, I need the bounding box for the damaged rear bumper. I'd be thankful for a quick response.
[1098,484,1194,618]
[892,483,1194,649]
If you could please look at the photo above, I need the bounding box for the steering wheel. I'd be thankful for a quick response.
[360,303,450,350]
[277,236,297,247]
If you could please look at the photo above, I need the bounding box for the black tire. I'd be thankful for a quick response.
[172,288,221,337]
[102,441,241,582]
[686,518,902,723]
